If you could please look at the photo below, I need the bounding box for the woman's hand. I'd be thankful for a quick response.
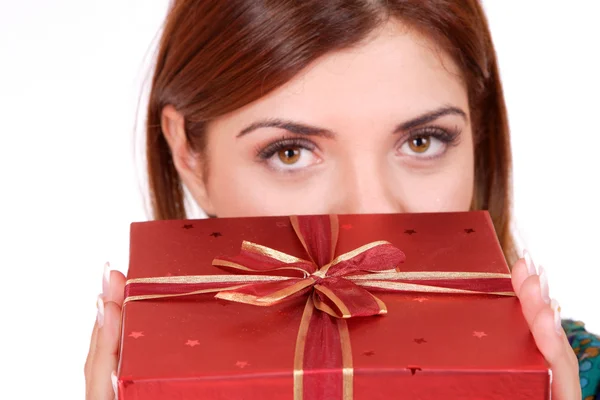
[512,251,581,400]
[85,263,126,400]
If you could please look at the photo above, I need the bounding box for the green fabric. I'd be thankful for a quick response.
[562,319,600,399]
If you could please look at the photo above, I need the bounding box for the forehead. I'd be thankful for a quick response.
[218,21,469,126]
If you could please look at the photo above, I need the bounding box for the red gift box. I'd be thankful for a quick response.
[117,211,550,399]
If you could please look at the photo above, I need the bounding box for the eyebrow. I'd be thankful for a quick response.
[236,106,467,138]
[237,119,336,138]
[395,106,467,132]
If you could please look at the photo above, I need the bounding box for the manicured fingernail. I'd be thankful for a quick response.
[111,370,118,399]
[539,265,551,304]
[551,298,562,334]
[102,262,111,297]
[96,295,105,328]
[523,249,537,276]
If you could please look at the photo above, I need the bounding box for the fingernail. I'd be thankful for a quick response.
[551,298,562,334]
[111,370,119,399]
[102,262,111,297]
[96,295,105,328]
[523,249,537,276]
[539,265,551,304]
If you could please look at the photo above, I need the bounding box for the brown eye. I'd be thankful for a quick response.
[408,136,430,153]
[277,147,301,164]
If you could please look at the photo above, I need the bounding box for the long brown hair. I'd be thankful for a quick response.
[145,0,517,264]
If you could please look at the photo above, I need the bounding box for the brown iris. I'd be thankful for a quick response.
[408,136,430,153]
[278,147,301,164]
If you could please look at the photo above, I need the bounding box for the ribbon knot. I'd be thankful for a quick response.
[311,270,327,279]
[212,215,407,318]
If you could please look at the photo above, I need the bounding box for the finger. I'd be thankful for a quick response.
[513,253,550,327]
[511,258,529,295]
[530,302,581,400]
[103,262,127,306]
[90,299,122,400]
[88,262,117,384]
[511,250,536,295]
[107,270,126,306]
[515,272,548,325]
[84,297,101,380]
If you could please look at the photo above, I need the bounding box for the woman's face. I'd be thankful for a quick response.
[165,22,474,217]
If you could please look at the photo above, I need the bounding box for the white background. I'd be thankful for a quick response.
[0,1,598,398]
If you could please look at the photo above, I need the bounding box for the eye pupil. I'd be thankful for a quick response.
[278,147,301,164]
[409,136,430,153]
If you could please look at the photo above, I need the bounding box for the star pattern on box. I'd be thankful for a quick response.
[464,228,475,234]
[404,229,417,235]
[235,361,250,369]
[183,224,193,230]
[121,379,134,388]
[406,366,422,376]
[341,224,353,230]
[473,331,487,339]
[185,339,200,347]
[414,338,427,344]
[129,331,144,339]
[209,232,223,238]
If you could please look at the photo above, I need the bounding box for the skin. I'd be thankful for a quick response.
[85,22,581,399]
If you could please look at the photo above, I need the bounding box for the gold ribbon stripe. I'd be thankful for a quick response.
[290,216,314,267]
[294,297,315,400]
[337,319,353,400]
[347,271,512,281]
[212,258,312,277]
[357,280,515,296]
[313,284,352,318]
[127,274,290,284]
[215,278,316,306]
[123,284,249,305]
[242,241,312,266]
[124,271,515,307]
[323,241,394,274]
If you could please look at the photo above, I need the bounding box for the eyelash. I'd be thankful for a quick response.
[407,126,460,145]
[255,126,461,162]
[255,136,317,160]
[400,125,461,154]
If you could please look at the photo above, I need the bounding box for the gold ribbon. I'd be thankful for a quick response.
[124,271,514,305]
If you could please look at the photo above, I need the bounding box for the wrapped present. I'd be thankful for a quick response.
[116,211,550,399]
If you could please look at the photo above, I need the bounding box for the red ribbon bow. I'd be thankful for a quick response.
[212,215,406,318]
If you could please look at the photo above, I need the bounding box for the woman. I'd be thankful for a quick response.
[85,0,598,398]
